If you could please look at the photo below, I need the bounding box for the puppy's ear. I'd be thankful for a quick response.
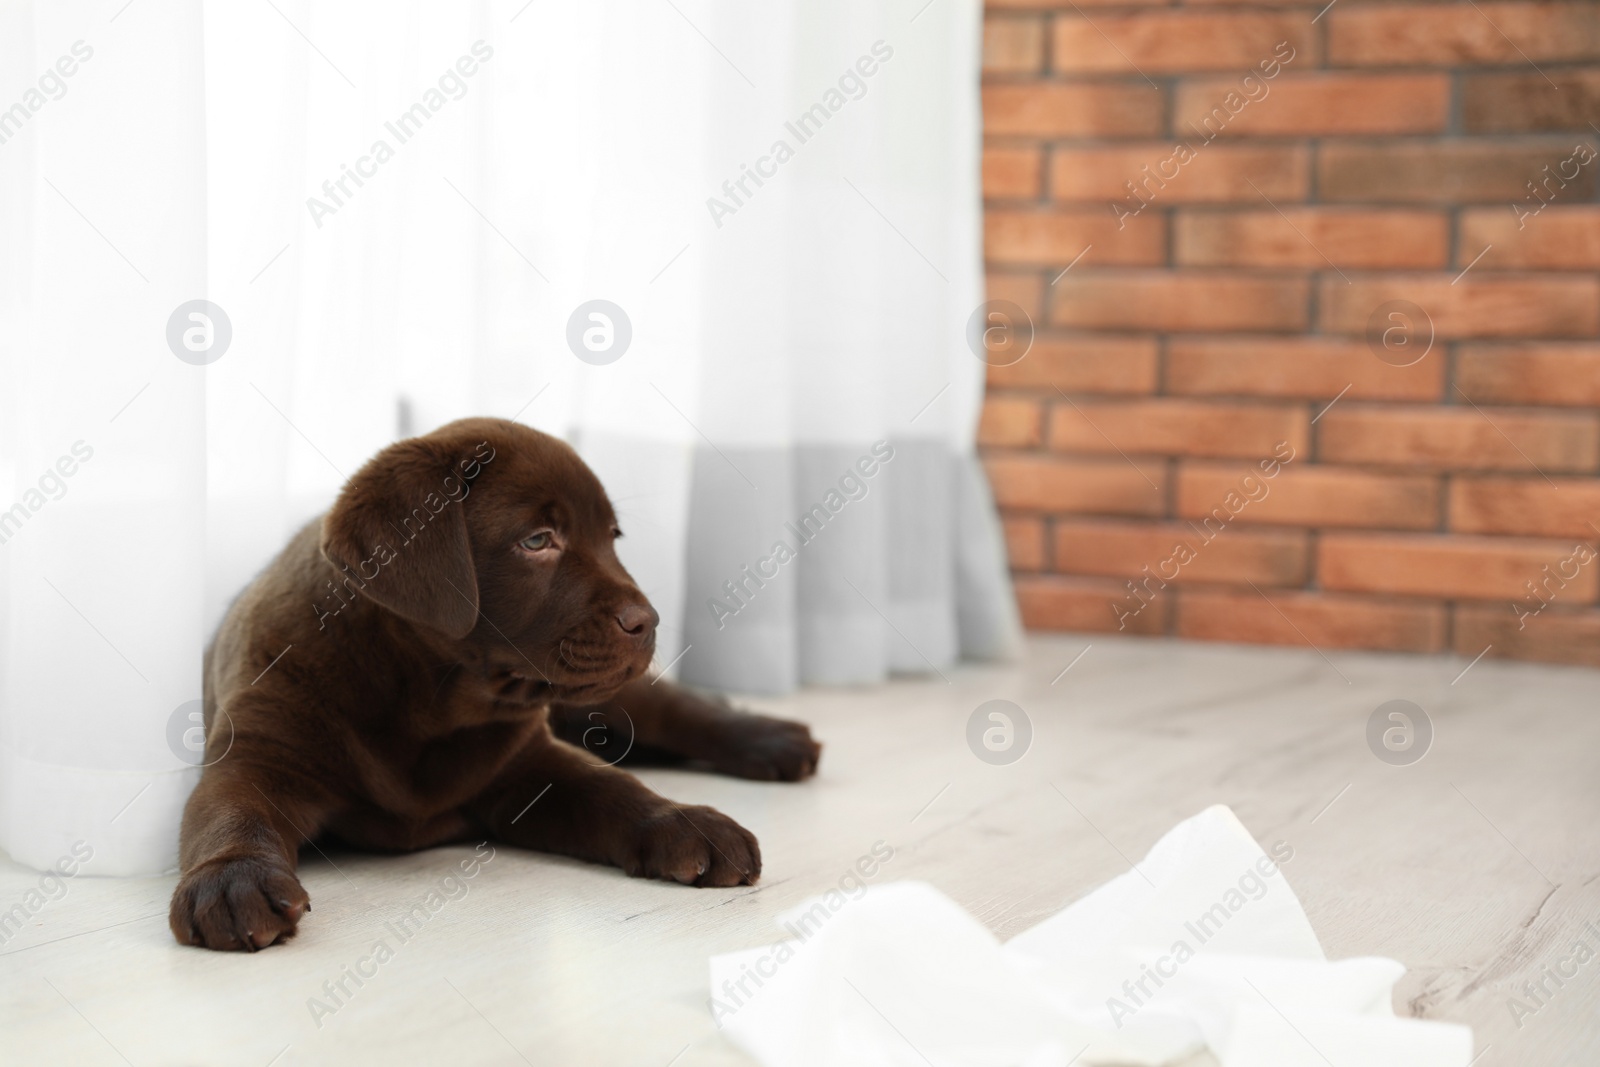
[320,440,480,639]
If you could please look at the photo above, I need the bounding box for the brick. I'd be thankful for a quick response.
[1178,588,1446,652]
[1456,343,1600,407]
[1174,74,1448,137]
[983,83,1165,138]
[985,209,1165,266]
[984,454,1165,515]
[1454,603,1600,668]
[1054,12,1312,73]
[1319,140,1598,203]
[1465,70,1600,132]
[990,0,1167,8]
[986,334,1159,393]
[1049,398,1307,460]
[1320,275,1600,339]
[1320,533,1600,600]
[984,17,1045,74]
[1002,515,1047,571]
[979,396,1044,448]
[1450,477,1600,539]
[1052,272,1309,332]
[983,146,1043,201]
[1014,575,1168,636]
[1318,406,1600,473]
[1055,518,1309,586]
[977,0,1600,663]
[1166,336,1444,401]
[986,271,1043,325]
[1328,3,1600,66]
[1175,209,1448,269]
[1052,144,1310,204]
[1177,463,1440,529]
[1460,206,1600,269]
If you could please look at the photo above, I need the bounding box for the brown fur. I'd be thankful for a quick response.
[170,418,820,951]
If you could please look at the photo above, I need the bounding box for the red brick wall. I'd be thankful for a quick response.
[978,0,1600,666]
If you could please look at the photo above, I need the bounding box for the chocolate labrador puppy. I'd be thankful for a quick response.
[170,417,820,951]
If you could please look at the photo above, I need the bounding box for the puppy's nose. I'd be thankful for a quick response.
[615,603,658,640]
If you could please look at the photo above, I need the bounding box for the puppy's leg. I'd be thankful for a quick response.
[169,761,328,951]
[467,732,760,887]
[550,676,821,782]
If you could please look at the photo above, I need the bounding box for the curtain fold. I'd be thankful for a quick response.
[0,0,211,876]
[0,0,1018,876]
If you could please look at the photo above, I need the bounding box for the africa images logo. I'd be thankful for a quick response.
[706,442,894,629]
[705,41,894,228]
[304,41,494,229]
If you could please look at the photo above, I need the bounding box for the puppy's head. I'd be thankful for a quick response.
[321,417,657,703]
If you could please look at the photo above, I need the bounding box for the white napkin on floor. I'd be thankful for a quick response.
[708,805,1471,1066]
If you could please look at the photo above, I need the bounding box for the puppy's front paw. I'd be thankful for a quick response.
[170,854,309,951]
[710,713,822,782]
[621,804,761,888]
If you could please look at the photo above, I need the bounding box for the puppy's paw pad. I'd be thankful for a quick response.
[170,855,309,951]
[623,804,761,888]
[713,716,822,782]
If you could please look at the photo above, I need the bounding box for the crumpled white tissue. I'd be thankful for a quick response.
[709,805,1471,1066]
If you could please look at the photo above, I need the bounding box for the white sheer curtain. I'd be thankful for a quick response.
[0,0,1017,876]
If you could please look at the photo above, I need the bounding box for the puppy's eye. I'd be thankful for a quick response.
[611,526,623,539]
[519,531,555,551]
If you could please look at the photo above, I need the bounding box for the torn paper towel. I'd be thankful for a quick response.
[708,805,1471,1066]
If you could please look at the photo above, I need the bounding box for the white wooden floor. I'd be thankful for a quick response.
[2,634,1597,1066]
